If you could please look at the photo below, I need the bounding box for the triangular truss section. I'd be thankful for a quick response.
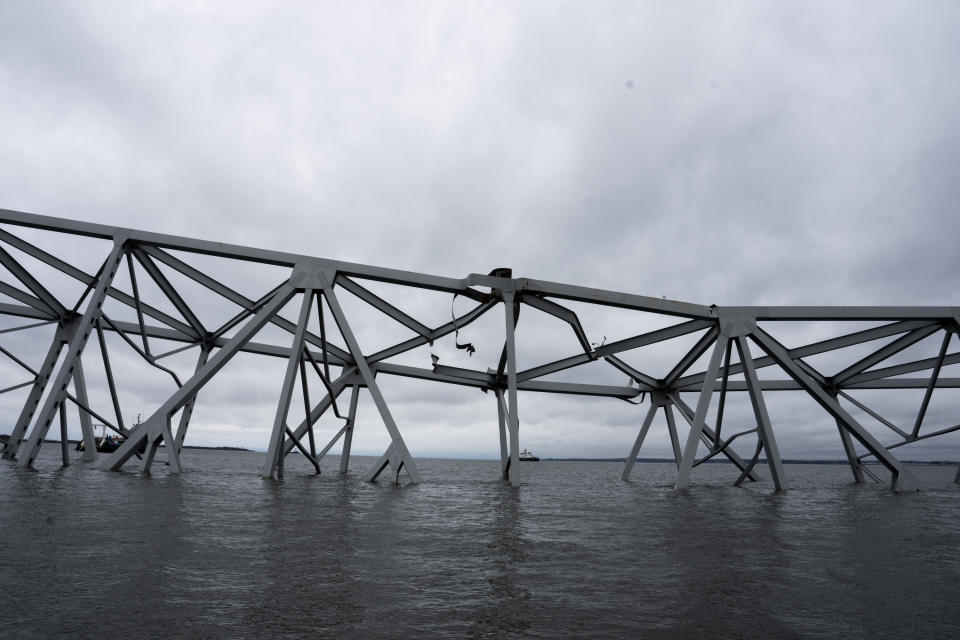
[1,207,957,492]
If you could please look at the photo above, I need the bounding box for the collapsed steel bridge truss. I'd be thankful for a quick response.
[0,208,958,490]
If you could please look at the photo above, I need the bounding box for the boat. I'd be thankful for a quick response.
[76,424,125,453]
[519,448,539,462]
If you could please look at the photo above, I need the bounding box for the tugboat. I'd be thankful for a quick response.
[519,448,539,462]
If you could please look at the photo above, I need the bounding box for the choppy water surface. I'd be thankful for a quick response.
[2,448,959,639]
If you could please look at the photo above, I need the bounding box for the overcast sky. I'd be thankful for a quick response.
[1,1,959,470]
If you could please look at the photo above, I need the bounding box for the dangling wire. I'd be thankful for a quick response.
[451,293,476,356]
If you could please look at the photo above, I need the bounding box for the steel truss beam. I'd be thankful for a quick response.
[1,208,957,491]
[16,241,126,468]
[324,282,422,483]
[101,283,297,472]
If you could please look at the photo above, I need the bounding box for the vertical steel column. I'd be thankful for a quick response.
[298,360,317,460]
[831,388,865,483]
[676,336,725,489]
[339,384,360,474]
[95,320,126,434]
[262,291,314,479]
[3,325,64,459]
[503,291,521,486]
[174,345,212,452]
[496,389,510,479]
[621,402,659,480]
[736,335,786,491]
[714,339,733,446]
[325,286,422,483]
[18,242,125,468]
[59,402,69,466]
[836,417,865,483]
[71,358,97,461]
[664,403,682,469]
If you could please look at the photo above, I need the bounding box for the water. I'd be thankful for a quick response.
[2,448,959,639]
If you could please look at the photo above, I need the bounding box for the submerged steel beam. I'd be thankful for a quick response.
[174,346,211,452]
[736,336,785,491]
[502,291,522,486]
[676,336,725,489]
[71,358,97,462]
[263,291,315,479]
[338,385,360,474]
[621,402,659,480]
[495,389,510,479]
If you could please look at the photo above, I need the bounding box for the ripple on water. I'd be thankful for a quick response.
[2,450,959,638]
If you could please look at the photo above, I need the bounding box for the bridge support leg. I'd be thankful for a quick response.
[72,358,97,462]
[664,403,682,469]
[339,384,360,475]
[174,345,211,454]
[137,416,182,474]
[676,337,725,489]
[836,417,865,483]
[496,389,510,479]
[737,335,786,491]
[263,291,315,479]
[503,292,522,486]
[163,419,181,473]
[3,326,64,460]
[94,319,127,437]
[19,243,125,468]
[621,402,659,480]
[325,287,421,483]
[59,403,69,466]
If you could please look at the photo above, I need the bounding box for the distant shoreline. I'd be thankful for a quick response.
[542,457,958,466]
[27,439,251,452]
[4,438,955,464]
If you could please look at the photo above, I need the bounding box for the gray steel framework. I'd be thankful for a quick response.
[0,208,958,490]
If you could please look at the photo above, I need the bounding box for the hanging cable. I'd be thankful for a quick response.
[450,293,476,356]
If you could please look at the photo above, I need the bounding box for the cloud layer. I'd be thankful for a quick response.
[1,1,958,464]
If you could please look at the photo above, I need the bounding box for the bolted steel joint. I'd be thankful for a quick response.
[289,262,335,290]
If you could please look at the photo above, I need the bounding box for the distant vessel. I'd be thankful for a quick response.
[519,448,539,462]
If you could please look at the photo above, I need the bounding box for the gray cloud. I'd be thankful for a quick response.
[2,1,959,464]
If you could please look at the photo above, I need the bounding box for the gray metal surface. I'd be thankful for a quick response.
[1,207,957,490]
